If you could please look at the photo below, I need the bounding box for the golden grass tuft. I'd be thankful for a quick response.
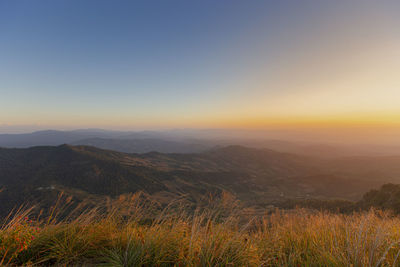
[1,193,400,266]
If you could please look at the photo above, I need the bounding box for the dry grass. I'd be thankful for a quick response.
[1,193,400,266]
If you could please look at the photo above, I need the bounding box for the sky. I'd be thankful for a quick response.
[1,0,400,142]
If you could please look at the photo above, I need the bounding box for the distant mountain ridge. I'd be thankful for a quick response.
[71,137,211,154]
[0,129,120,148]
[2,129,400,157]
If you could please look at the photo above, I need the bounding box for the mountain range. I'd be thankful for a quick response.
[1,143,398,217]
[2,129,400,157]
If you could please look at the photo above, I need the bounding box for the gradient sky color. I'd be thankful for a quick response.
[1,0,400,132]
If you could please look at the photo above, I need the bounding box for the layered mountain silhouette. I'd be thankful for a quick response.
[2,129,400,157]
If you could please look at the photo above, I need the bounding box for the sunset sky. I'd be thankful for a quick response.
[1,0,400,141]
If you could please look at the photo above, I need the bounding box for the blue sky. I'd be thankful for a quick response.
[1,0,400,131]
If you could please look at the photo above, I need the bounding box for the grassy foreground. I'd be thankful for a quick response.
[1,193,400,266]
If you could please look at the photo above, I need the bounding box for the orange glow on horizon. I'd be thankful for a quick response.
[3,111,400,130]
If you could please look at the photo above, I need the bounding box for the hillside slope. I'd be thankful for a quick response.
[0,145,391,216]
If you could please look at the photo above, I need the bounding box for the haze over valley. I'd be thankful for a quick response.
[1,128,400,218]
